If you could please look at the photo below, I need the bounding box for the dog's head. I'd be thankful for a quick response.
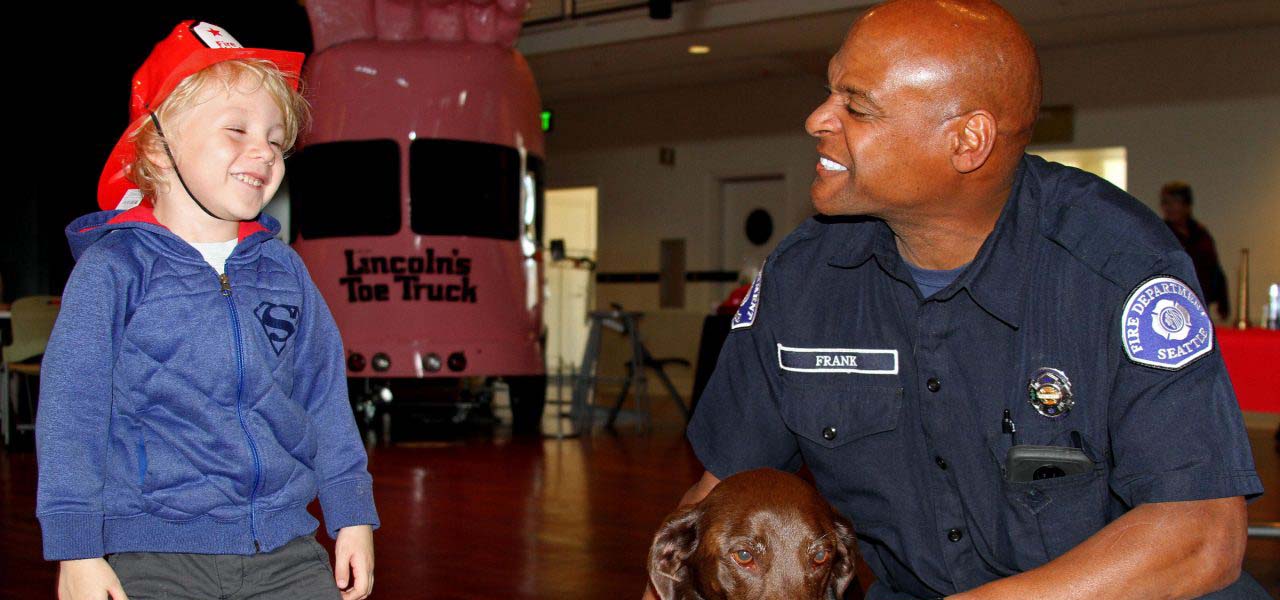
[648,469,857,600]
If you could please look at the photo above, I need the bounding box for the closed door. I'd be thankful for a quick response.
[544,187,598,373]
[720,176,787,297]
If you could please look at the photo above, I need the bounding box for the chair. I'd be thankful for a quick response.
[2,295,59,446]
[606,344,691,430]
[596,307,692,431]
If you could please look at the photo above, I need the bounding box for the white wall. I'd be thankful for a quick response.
[1060,97,1280,324]
[547,133,821,313]
[542,26,1280,394]
[1037,26,1280,325]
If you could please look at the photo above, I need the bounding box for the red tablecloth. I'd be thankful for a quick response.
[1217,328,1280,413]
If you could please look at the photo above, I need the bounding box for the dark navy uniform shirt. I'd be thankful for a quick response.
[687,155,1263,598]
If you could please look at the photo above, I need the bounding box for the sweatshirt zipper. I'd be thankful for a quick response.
[221,272,263,553]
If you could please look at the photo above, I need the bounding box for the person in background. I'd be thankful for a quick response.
[1161,181,1231,320]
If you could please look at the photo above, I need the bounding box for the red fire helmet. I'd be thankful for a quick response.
[97,20,304,211]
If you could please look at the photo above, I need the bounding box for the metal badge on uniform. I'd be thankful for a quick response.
[731,269,763,330]
[1121,276,1214,370]
[1027,367,1074,418]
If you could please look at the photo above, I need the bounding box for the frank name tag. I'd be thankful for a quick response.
[777,344,899,375]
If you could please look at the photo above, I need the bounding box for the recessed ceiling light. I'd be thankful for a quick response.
[688,45,711,55]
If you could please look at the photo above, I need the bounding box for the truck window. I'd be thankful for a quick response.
[409,139,523,240]
[288,139,401,239]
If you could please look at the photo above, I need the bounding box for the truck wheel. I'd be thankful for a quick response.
[507,375,546,435]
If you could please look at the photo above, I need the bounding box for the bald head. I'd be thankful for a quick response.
[847,0,1041,148]
[805,0,1042,226]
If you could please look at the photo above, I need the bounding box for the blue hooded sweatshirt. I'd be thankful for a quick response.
[36,205,379,561]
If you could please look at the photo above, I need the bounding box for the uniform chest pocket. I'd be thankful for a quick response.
[986,431,1109,570]
[780,382,902,449]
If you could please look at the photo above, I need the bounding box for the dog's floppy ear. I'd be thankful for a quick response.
[828,512,859,598]
[648,504,702,600]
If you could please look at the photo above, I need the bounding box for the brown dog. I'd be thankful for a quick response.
[648,469,858,600]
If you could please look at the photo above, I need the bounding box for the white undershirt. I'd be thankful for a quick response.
[189,239,238,275]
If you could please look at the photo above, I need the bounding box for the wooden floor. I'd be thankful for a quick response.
[3,420,1277,598]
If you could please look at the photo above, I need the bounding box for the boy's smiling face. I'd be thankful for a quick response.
[154,77,287,225]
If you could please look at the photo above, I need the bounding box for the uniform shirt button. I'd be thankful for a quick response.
[822,426,837,441]
[935,456,948,470]
[947,528,963,543]
[926,378,942,393]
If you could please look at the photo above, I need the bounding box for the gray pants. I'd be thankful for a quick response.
[107,535,342,600]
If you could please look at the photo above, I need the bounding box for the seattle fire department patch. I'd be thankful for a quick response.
[1121,276,1213,370]
[732,269,763,330]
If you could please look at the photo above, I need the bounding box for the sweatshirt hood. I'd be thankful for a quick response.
[66,203,280,261]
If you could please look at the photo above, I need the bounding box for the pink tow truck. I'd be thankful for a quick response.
[289,0,546,435]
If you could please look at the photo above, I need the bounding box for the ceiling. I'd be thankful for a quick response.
[518,0,1280,102]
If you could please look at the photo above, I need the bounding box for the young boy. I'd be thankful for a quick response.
[37,21,378,600]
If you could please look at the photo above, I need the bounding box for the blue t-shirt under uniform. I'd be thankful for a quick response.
[905,261,968,299]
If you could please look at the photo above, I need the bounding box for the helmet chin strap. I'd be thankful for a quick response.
[148,111,259,223]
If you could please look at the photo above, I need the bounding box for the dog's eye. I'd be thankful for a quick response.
[813,549,830,565]
[732,549,754,565]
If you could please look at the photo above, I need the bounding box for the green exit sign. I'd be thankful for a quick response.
[541,110,553,133]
